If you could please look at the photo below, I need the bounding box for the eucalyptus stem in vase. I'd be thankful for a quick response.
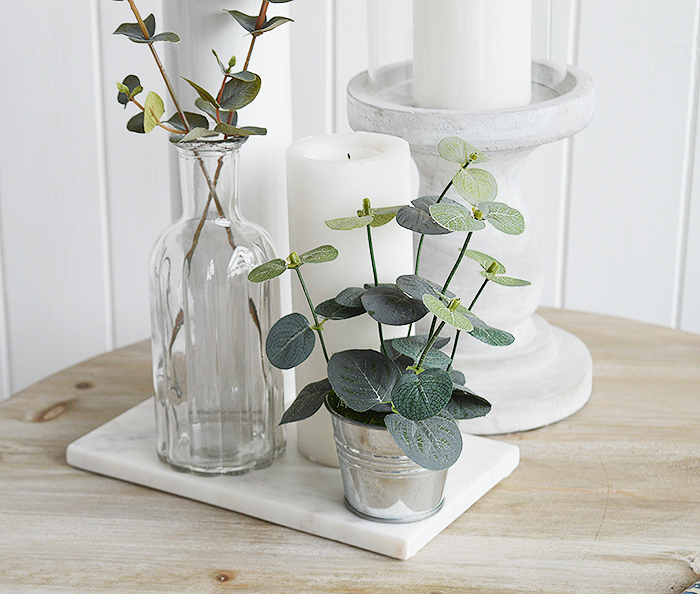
[113,0,295,475]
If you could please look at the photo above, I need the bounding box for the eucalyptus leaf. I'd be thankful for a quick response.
[334,287,365,308]
[422,295,474,332]
[447,388,491,420]
[255,15,294,34]
[214,123,267,137]
[391,368,453,421]
[369,205,402,227]
[280,379,332,425]
[212,50,231,76]
[479,201,525,235]
[220,74,261,111]
[396,205,451,235]
[248,259,287,283]
[315,299,365,321]
[265,313,315,369]
[177,127,219,143]
[463,250,506,273]
[361,286,428,326]
[299,245,338,264]
[325,215,373,230]
[149,32,180,43]
[113,14,155,42]
[480,272,531,287]
[225,10,258,33]
[453,168,498,205]
[194,97,237,125]
[429,203,486,232]
[438,136,490,165]
[182,77,219,107]
[232,71,257,82]
[450,369,466,386]
[143,91,164,133]
[126,112,145,133]
[385,409,463,471]
[327,349,400,412]
[411,195,460,213]
[463,312,515,347]
[390,337,451,369]
[396,275,454,302]
[117,74,141,106]
[165,111,210,133]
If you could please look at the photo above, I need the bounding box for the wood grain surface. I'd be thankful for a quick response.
[1,309,699,594]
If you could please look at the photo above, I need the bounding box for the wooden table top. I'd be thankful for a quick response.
[1,308,699,593]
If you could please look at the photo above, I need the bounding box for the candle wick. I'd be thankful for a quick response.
[347,153,351,160]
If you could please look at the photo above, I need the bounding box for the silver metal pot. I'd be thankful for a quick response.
[326,399,447,523]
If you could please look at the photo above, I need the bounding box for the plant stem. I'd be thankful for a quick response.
[448,330,460,368]
[414,160,471,276]
[295,267,330,364]
[416,320,446,370]
[442,231,473,293]
[469,278,490,311]
[244,1,270,71]
[366,224,388,356]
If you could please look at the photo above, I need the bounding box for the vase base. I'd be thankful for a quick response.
[344,497,444,523]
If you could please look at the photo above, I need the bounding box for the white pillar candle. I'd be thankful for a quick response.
[413,0,532,111]
[285,132,414,466]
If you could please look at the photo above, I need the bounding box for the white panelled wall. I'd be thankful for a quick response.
[0,0,697,401]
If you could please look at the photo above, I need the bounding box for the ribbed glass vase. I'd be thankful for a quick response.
[149,137,285,475]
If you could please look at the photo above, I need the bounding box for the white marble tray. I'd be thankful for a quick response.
[66,398,519,560]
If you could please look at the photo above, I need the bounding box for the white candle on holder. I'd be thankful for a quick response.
[413,0,532,111]
[285,132,414,466]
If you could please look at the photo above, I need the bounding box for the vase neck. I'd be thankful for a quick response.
[174,139,246,221]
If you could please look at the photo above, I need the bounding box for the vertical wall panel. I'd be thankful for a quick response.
[100,0,171,351]
[564,1,698,327]
[0,0,109,396]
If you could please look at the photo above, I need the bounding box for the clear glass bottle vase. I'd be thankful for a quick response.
[150,138,285,475]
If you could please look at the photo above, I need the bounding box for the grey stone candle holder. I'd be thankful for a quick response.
[347,61,595,433]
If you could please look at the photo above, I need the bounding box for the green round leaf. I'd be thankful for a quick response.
[214,123,267,137]
[390,337,451,369]
[143,91,165,133]
[165,111,210,133]
[396,206,451,235]
[334,287,365,308]
[195,97,237,125]
[265,313,315,369]
[299,245,338,264]
[396,275,454,302]
[325,215,373,230]
[385,409,463,470]
[182,77,219,108]
[361,286,428,326]
[480,272,531,287]
[463,312,515,347]
[463,250,506,273]
[248,259,287,282]
[126,112,145,134]
[480,201,525,235]
[391,368,453,421]
[446,388,491,420]
[327,349,400,412]
[422,295,474,332]
[117,74,142,105]
[453,168,498,205]
[225,10,258,33]
[315,299,365,321]
[178,127,220,143]
[280,379,332,425]
[429,204,486,232]
[438,137,489,165]
[369,205,401,227]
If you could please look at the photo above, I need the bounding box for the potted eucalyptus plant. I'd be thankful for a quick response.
[249,136,530,522]
[114,0,294,475]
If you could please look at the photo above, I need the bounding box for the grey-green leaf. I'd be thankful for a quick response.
[327,349,400,412]
[194,97,237,125]
[126,112,145,133]
[265,313,315,370]
[391,337,451,369]
[463,250,506,273]
[423,295,474,332]
[248,259,287,282]
[438,136,490,165]
[325,215,373,230]
[396,206,451,235]
[391,369,453,421]
[361,286,428,326]
[178,127,219,143]
[117,74,141,106]
[214,123,267,137]
[334,287,365,308]
[143,91,164,133]
[480,272,531,287]
[280,379,331,425]
[165,111,210,133]
[315,299,365,321]
[385,409,463,471]
[463,312,515,347]
[182,77,219,107]
[256,15,294,34]
[299,245,338,264]
[149,32,180,43]
[429,203,486,232]
[396,275,454,302]
[369,205,402,227]
[225,10,258,33]
[453,168,498,205]
[220,73,262,111]
[480,201,525,235]
[446,388,491,420]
